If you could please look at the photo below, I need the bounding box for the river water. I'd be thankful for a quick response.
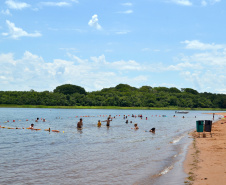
[0,108,221,185]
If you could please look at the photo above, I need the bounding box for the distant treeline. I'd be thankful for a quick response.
[0,84,225,108]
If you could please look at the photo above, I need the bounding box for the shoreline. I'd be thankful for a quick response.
[0,104,225,111]
[184,112,226,185]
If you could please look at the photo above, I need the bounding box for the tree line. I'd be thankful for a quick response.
[0,84,225,108]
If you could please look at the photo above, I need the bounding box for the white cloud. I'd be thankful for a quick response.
[88,14,102,30]
[182,40,225,50]
[60,48,79,52]
[70,0,79,3]
[171,0,192,6]
[39,2,71,7]
[115,31,130,35]
[142,48,151,52]
[0,52,147,91]
[119,2,133,14]
[2,20,42,39]
[211,0,221,3]
[0,49,225,93]
[181,70,226,93]
[172,40,226,93]
[118,10,133,14]
[5,0,30,10]
[201,0,221,6]
[201,0,207,6]
[209,0,221,5]
[122,2,133,6]
[1,9,11,15]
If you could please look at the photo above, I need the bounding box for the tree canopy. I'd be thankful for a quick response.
[0,84,225,108]
[53,84,86,95]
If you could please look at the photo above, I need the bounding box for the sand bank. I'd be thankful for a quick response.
[184,112,226,185]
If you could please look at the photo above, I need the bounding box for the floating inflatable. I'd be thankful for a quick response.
[33,129,41,131]
[26,128,40,130]
[52,130,60,132]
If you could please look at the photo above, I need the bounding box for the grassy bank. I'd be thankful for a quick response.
[0,104,225,111]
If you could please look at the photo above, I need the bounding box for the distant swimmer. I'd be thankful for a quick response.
[149,127,155,133]
[97,120,101,127]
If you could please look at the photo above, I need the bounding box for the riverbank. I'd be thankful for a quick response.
[184,112,226,185]
[0,104,225,111]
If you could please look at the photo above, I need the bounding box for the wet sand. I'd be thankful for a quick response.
[184,112,226,185]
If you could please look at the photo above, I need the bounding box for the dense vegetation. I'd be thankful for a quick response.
[0,84,225,109]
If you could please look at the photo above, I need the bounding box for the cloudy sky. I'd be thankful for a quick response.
[0,0,225,93]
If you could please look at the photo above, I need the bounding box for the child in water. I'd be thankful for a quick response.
[29,124,34,129]
[97,120,101,127]
[132,123,139,130]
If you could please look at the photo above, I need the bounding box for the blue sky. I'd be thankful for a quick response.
[0,0,225,93]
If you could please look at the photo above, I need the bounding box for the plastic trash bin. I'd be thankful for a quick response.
[204,120,212,132]
[196,120,204,132]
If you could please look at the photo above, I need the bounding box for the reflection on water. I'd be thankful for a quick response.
[0,108,219,185]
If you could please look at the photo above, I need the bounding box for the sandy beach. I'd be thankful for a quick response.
[184,112,226,185]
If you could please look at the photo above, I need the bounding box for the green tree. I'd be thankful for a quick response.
[181,88,198,95]
[53,84,86,95]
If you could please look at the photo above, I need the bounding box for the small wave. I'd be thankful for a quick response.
[170,135,185,144]
[159,165,173,175]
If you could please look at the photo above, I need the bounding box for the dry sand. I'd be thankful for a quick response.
[184,112,226,185]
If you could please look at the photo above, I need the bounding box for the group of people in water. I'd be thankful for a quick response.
[77,115,155,133]
[77,116,112,128]
[0,115,156,133]
[29,117,46,129]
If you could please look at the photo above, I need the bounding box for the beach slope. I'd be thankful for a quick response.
[184,113,226,185]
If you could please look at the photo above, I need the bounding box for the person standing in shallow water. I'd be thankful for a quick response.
[97,120,101,127]
[77,118,83,129]
[103,117,112,127]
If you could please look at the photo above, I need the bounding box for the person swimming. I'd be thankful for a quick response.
[149,127,155,133]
